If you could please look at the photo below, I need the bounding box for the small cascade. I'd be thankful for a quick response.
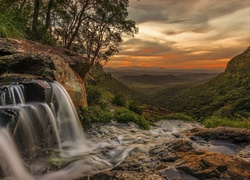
[0,84,25,105]
[0,80,134,179]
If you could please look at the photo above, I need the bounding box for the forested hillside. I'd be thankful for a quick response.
[153,47,250,121]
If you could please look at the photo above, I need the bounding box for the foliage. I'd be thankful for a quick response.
[129,101,144,115]
[0,0,138,78]
[203,116,250,129]
[86,85,103,106]
[114,108,150,130]
[81,106,112,124]
[153,53,250,122]
[112,92,127,106]
[0,8,26,39]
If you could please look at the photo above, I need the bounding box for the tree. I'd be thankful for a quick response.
[45,0,54,31]
[32,0,40,33]
[71,0,138,78]
[0,0,138,79]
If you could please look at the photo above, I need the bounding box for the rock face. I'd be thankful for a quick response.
[0,38,87,108]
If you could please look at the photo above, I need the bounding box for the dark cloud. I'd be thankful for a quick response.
[129,0,250,25]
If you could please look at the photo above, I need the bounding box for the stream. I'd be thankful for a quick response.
[0,81,249,179]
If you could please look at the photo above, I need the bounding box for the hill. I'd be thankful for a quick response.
[153,47,250,121]
[112,72,218,96]
[117,73,218,85]
[88,66,149,104]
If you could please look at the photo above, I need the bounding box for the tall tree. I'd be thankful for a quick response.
[45,0,54,31]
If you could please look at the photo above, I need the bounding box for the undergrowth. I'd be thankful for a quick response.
[203,116,250,129]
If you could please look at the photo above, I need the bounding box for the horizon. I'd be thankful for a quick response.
[104,66,224,74]
[106,0,250,70]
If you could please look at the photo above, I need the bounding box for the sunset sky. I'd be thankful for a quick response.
[106,0,250,71]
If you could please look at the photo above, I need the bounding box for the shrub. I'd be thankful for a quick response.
[114,108,150,130]
[112,92,127,106]
[81,106,112,124]
[86,85,103,106]
[129,101,143,115]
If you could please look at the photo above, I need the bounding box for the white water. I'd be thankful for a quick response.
[0,129,32,180]
[0,81,134,180]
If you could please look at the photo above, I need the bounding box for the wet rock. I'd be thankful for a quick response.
[238,145,250,158]
[0,108,19,127]
[160,168,198,180]
[85,121,250,180]
[0,38,87,108]
[188,127,250,145]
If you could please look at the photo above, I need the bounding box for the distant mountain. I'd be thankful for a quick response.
[120,74,182,85]
[154,47,250,120]
[117,73,219,85]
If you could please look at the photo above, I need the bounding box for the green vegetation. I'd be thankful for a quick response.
[86,85,103,106]
[204,116,250,129]
[0,0,138,78]
[163,113,194,122]
[80,66,150,130]
[81,106,112,124]
[112,92,127,106]
[152,48,250,124]
[129,101,144,115]
[0,7,27,39]
[114,108,150,130]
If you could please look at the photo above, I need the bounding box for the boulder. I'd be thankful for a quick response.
[0,38,87,108]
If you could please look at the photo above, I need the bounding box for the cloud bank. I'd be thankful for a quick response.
[107,0,250,70]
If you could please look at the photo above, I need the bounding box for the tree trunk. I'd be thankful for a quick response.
[32,0,40,33]
[45,0,54,31]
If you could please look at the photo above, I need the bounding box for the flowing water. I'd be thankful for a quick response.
[1,81,247,180]
[0,80,134,180]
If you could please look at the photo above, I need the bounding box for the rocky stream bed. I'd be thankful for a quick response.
[83,120,250,180]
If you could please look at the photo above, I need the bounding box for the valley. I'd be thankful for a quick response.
[105,67,220,96]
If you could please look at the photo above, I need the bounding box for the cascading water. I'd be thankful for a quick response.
[0,80,134,180]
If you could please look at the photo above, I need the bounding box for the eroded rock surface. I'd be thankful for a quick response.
[83,121,250,180]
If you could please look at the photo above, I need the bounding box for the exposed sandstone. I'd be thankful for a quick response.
[0,38,87,108]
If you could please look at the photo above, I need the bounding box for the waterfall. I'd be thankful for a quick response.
[0,80,134,179]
